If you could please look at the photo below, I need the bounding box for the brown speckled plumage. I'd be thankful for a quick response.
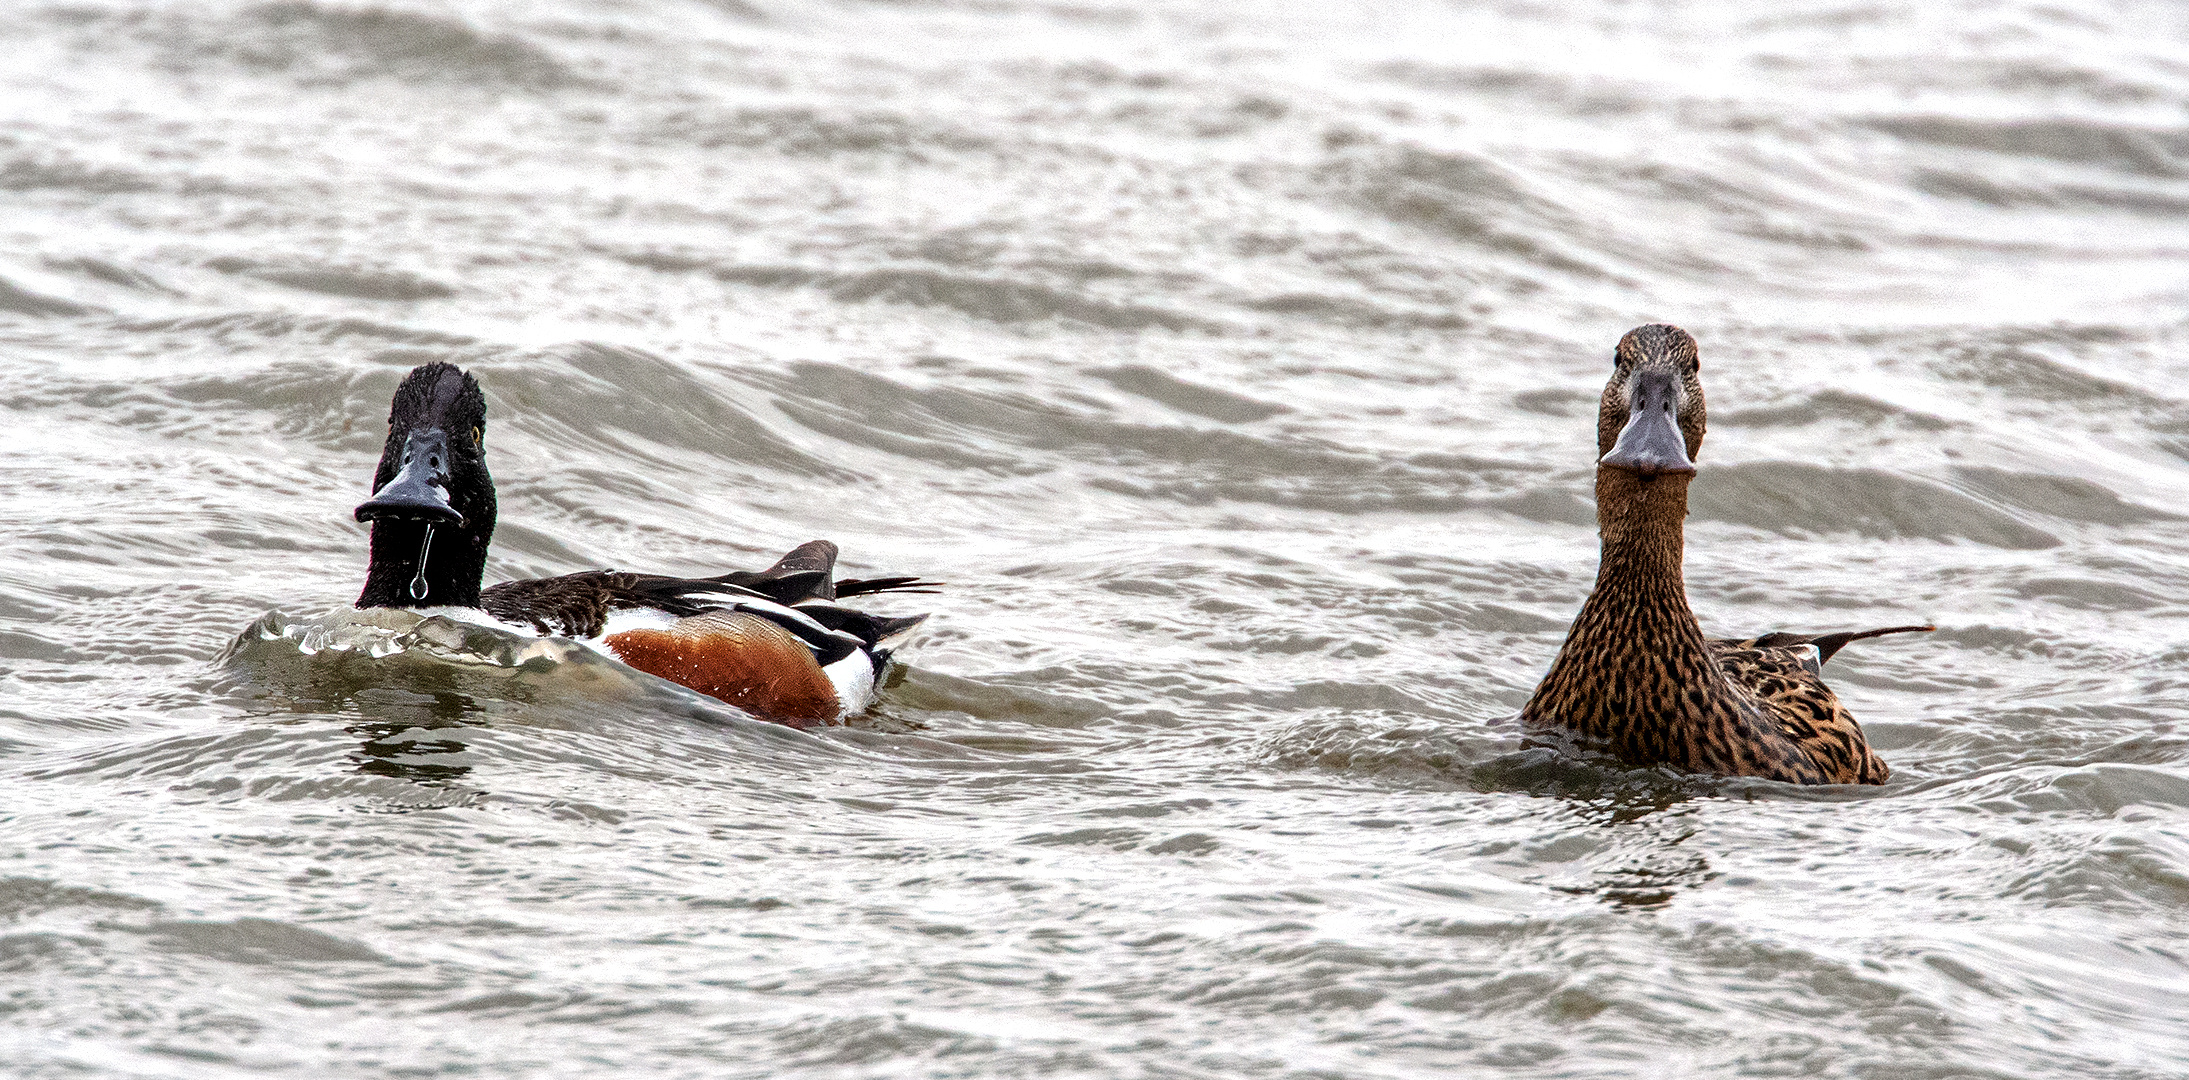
[1521,325,1930,785]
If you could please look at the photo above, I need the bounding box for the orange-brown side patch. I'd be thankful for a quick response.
[606,611,839,727]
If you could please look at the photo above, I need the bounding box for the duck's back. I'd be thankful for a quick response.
[1707,639,1890,785]
[475,540,935,727]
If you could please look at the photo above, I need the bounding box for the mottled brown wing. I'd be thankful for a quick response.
[1709,643,1889,785]
[480,573,625,637]
[480,570,720,638]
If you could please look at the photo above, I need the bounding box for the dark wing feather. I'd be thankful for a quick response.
[708,568,834,605]
[693,542,942,603]
[767,540,840,577]
[696,540,841,603]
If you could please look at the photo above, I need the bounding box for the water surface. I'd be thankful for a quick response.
[3,1,2188,1076]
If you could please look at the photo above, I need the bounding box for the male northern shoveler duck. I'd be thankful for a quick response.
[351,361,934,727]
[1520,324,1931,784]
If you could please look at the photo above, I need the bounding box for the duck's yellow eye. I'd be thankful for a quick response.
[473,426,484,447]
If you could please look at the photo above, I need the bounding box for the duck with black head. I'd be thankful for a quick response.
[352,361,937,727]
[1520,324,1931,785]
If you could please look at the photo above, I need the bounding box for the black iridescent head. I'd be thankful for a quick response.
[354,363,496,609]
[1597,324,1705,476]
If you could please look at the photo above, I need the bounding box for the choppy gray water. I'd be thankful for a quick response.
[4,1,2188,1076]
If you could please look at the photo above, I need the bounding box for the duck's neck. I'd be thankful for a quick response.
[1524,468,1727,746]
[356,519,490,610]
[1584,468,1700,635]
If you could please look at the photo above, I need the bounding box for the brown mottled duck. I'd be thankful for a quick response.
[1521,324,1930,784]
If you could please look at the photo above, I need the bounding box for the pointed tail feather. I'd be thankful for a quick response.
[799,607,929,651]
[868,612,928,649]
[834,575,944,598]
[1808,624,1935,665]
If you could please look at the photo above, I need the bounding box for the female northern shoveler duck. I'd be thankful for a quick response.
[1520,324,1930,784]
[351,362,934,727]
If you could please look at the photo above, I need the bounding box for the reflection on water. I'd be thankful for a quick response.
[346,716,477,785]
[1562,851,1719,912]
[2,0,2188,1076]
[1549,812,1720,912]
